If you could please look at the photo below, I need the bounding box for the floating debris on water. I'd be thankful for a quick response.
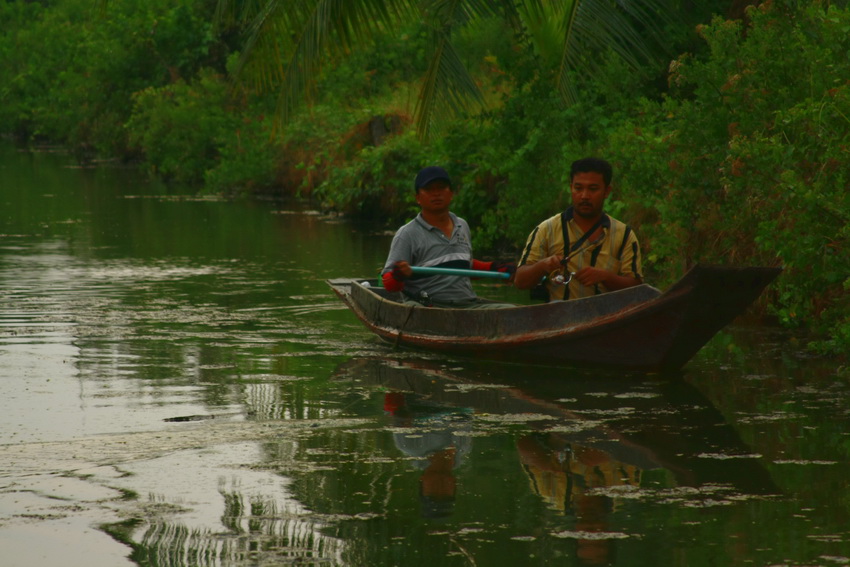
[163,412,244,422]
[545,420,605,433]
[572,407,636,417]
[737,412,804,423]
[613,392,662,399]
[444,383,509,392]
[809,535,847,543]
[697,452,763,460]
[773,459,838,465]
[818,555,850,564]
[475,413,557,423]
[552,530,633,540]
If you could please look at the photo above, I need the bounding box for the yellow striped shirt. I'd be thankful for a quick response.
[519,208,642,301]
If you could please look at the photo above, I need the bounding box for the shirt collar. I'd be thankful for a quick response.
[414,212,459,232]
[563,206,611,229]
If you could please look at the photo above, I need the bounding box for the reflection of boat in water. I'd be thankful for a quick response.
[332,356,779,502]
[328,356,780,566]
[328,265,781,371]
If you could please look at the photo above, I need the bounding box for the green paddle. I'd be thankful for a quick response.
[410,266,511,279]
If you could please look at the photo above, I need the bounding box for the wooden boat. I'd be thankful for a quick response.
[327,264,781,372]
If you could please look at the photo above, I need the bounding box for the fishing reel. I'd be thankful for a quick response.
[549,270,574,286]
[547,232,605,287]
[548,258,575,286]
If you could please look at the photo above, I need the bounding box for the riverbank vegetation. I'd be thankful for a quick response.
[1,0,848,358]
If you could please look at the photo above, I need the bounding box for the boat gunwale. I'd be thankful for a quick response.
[328,264,783,370]
[329,279,675,347]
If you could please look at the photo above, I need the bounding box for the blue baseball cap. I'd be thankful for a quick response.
[414,166,451,190]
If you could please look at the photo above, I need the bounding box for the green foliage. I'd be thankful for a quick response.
[218,0,673,139]
[604,2,850,353]
[127,70,237,187]
[256,24,434,207]
[5,0,850,356]
[203,110,279,196]
[315,22,431,107]
[127,64,280,194]
[0,1,46,139]
[313,130,437,224]
[443,97,579,251]
[445,43,666,253]
[0,0,224,158]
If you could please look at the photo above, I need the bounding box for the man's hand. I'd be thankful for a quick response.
[490,261,516,274]
[514,255,563,289]
[538,254,564,274]
[573,266,609,287]
[391,261,412,281]
[490,261,517,282]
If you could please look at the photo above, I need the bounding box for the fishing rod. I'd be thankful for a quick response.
[550,231,606,286]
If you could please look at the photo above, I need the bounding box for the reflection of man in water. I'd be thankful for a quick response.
[384,392,472,519]
[518,432,642,566]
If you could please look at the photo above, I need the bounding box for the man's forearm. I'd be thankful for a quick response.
[514,263,548,289]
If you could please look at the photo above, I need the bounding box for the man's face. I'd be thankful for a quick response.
[416,180,453,213]
[570,171,611,220]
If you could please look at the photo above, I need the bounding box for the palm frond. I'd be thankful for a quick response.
[557,0,673,105]
[216,0,676,137]
[415,28,486,138]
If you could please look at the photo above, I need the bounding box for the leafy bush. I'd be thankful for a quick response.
[313,129,437,224]
[127,69,238,187]
[203,111,279,196]
[604,2,850,353]
[442,42,665,254]
[6,0,850,356]
[0,1,47,139]
[0,0,224,159]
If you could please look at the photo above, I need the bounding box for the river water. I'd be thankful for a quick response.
[1,143,848,567]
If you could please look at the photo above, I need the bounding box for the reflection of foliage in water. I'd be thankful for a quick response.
[107,490,345,566]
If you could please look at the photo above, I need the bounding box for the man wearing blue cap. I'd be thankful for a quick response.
[381,166,515,308]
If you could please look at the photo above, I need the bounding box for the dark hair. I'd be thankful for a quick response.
[570,158,612,186]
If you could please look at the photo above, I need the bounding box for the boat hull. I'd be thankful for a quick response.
[328,265,782,371]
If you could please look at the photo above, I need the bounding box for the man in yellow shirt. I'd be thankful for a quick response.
[514,157,642,301]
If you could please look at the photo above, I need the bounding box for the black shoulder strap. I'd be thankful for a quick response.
[563,210,606,254]
[560,210,571,255]
[560,211,606,301]
[559,211,571,301]
[616,226,632,260]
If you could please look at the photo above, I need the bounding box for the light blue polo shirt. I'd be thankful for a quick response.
[382,212,478,303]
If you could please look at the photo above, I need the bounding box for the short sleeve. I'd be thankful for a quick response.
[382,225,414,274]
[519,223,548,267]
[618,229,642,280]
